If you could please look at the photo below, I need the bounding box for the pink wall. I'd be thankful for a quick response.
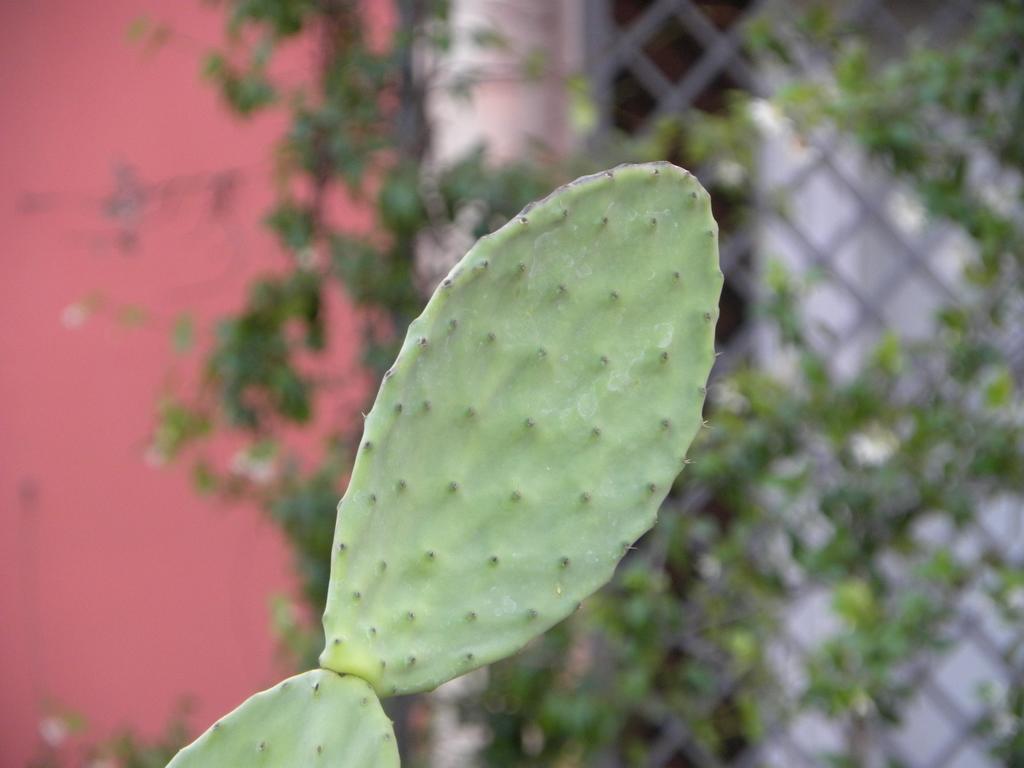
[0,3,369,765]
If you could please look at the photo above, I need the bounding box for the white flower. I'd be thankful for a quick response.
[716,159,747,187]
[295,246,318,270]
[144,444,167,467]
[849,425,899,467]
[890,189,927,233]
[230,450,276,484]
[749,98,789,137]
[1006,585,1024,613]
[61,303,88,329]
[979,177,1019,218]
[697,553,722,581]
[851,689,875,717]
[39,717,69,747]
[713,380,748,414]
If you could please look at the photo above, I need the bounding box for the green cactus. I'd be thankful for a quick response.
[166,670,398,767]
[167,162,720,766]
[320,161,721,695]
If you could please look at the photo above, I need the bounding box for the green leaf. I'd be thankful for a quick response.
[126,16,150,43]
[521,48,547,82]
[873,331,904,376]
[172,314,195,355]
[832,579,876,628]
[117,304,148,328]
[470,26,508,50]
[567,73,598,135]
[984,366,1014,408]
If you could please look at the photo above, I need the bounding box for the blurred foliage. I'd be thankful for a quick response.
[29,702,193,768]
[126,0,1024,766]
[461,3,1024,766]
[146,0,563,671]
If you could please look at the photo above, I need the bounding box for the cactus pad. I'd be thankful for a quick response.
[320,161,721,696]
[166,670,398,767]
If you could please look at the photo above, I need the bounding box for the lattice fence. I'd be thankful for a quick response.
[582,1,1021,766]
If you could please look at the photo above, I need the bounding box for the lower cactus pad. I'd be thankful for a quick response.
[166,670,398,767]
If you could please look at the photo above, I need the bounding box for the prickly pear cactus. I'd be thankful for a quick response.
[320,161,721,696]
[166,670,398,767]
[166,162,720,768]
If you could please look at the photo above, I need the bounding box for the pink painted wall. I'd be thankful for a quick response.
[0,2,371,765]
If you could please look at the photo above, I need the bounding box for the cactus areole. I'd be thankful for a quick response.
[167,162,721,767]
